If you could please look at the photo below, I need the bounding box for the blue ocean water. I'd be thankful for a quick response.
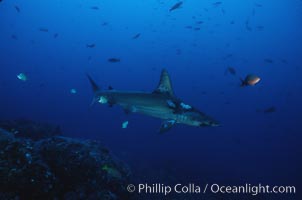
[1,0,301,199]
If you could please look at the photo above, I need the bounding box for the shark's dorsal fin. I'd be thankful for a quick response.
[153,69,174,96]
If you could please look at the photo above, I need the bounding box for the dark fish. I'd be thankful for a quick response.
[245,19,252,31]
[194,27,200,31]
[39,28,49,32]
[90,6,99,10]
[213,2,222,7]
[151,67,157,71]
[132,33,141,39]
[101,22,108,26]
[53,33,59,38]
[169,1,183,12]
[185,25,193,29]
[221,8,225,15]
[86,44,96,48]
[245,25,252,31]
[14,5,20,13]
[264,58,273,63]
[281,59,288,64]
[226,53,233,58]
[252,8,256,16]
[256,25,264,31]
[230,20,235,24]
[176,49,182,55]
[254,3,263,7]
[196,21,203,24]
[263,106,276,113]
[240,74,261,87]
[225,67,236,75]
[11,34,18,40]
[224,101,231,105]
[108,58,120,63]
[222,53,233,60]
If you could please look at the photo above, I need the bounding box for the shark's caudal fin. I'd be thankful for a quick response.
[153,69,175,97]
[87,74,101,106]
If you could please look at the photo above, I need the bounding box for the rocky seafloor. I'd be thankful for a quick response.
[0,119,133,200]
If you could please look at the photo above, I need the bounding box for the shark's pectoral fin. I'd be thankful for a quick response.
[159,119,176,134]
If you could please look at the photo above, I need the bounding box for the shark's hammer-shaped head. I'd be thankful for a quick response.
[176,107,220,127]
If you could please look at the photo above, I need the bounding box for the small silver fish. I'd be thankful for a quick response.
[70,89,77,94]
[122,121,129,129]
[17,73,27,81]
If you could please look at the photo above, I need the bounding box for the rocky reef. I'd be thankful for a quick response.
[0,119,62,141]
[0,120,132,200]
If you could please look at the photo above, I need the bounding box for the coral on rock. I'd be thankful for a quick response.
[0,120,132,200]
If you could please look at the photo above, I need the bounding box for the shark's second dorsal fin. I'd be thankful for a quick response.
[153,69,174,96]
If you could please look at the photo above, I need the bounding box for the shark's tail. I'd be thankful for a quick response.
[86,74,101,106]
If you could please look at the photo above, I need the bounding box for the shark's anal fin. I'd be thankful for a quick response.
[153,69,175,97]
[159,119,176,134]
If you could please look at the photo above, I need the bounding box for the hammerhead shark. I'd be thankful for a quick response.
[87,69,219,133]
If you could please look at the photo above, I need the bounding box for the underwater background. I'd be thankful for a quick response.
[0,0,301,199]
